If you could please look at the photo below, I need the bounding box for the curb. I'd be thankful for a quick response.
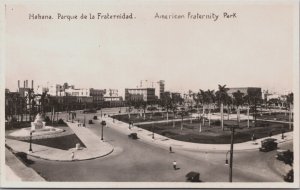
[5,143,115,162]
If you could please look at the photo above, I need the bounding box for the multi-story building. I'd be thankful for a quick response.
[65,88,90,97]
[90,88,106,104]
[17,80,33,98]
[125,88,156,102]
[48,84,66,96]
[139,80,165,99]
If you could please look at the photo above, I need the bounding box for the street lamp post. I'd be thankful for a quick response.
[101,120,106,140]
[152,121,155,139]
[83,114,86,127]
[29,130,34,152]
[227,126,235,182]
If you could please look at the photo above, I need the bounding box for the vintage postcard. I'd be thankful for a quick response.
[0,0,299,188]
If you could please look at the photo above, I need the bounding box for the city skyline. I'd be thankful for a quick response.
[5,3,294,96]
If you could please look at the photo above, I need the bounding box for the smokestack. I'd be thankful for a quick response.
[18,80,20,88]
[26,80,28,88]
[31,80,34,89]
[23,80,26,88]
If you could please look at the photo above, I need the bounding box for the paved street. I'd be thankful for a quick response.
[23,111,291,182]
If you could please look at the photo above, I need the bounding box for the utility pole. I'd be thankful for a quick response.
[229,126,235,182]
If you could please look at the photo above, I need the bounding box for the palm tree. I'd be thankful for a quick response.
[233,90,244,127]
[161,93,172,124]
[216,85,229,130]
[225,95,233,120]
[243,94,251,128]
[171,100,177,128]
[200,90,209,126]
[206,90,215,127]
[286,92,293,130]
[247,89,262,127]
[188,90,194,111]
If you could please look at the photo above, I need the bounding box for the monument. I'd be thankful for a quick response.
[31,113,46,131]
[9,113,64,138]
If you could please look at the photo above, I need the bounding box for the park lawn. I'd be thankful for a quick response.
[21,134,86,150]
[112,112,191,124]
[136,120,291,144]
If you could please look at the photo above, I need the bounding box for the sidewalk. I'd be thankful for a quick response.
[103,117,293,152]
[5,121,114,161]
[5,147,45,181]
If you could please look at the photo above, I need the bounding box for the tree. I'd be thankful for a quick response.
[161,93,172,124]
[233,90,244,127]
[225,95,233,120]
[188,90,194,111]
[286,92,293,130]
[200,89,209,126]
[206,89,216,127]
[216,85,229,131]
[246,89,262,127]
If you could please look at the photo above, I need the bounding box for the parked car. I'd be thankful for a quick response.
[128,133,138,139]
[186,171,200,182]
[259,138,278,152]
[284,169,294,182]
[276,149,293,165]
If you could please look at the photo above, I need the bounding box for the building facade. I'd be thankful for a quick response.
[125,88,156,102]
[139,80,165,99]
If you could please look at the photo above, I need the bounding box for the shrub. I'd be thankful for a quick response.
[88,120,93,124]
[211,120,221,126]
[93,116,98,120]
[58,119,65,124]
[153,112,162,116]
[11,117,18,122]
[45,116,50,122]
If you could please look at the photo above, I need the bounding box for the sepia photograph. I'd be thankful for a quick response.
[1,0,299,188]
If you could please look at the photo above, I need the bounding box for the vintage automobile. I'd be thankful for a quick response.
[186,171,201,182]
[259,138,278,152]
[128,133,138,139]
[276,149,293,165]
[284,169,294,182]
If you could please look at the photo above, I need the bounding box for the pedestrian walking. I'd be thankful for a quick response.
[71,151,74,161]
[173,160,177,170]
[169,146,172,153]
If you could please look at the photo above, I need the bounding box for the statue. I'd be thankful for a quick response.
[31,113,46,130]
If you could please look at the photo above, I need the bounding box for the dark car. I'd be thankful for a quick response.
[276,149,293,165]
[284,169,293,182]
[186,171,200,182]
[128,133,138,139]
[259,138,278,152]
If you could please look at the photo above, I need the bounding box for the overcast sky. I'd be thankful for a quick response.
[5,1,296,96]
